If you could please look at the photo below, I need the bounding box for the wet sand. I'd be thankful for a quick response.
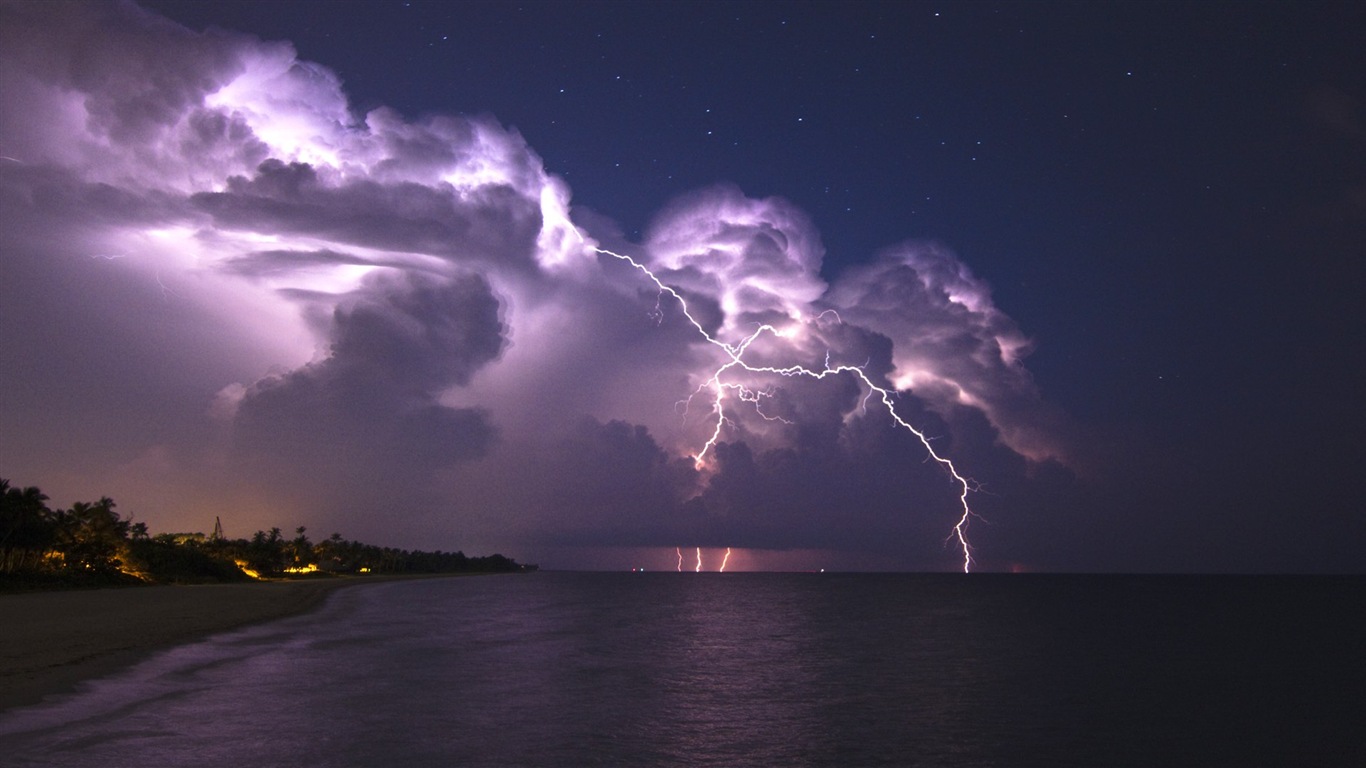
[0,578,382,712]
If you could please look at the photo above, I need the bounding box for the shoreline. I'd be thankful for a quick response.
[0,575,462,713]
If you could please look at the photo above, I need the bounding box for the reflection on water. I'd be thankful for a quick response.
[1,573,1363,767]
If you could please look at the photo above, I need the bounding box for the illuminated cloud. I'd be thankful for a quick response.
[643,184,828,335]
[0,1,1070,566]
[827,244,1065,461]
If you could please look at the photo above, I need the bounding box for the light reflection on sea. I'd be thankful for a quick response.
[1,573,1362,767]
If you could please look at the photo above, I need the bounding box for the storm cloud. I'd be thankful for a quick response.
[0,1,1071,569]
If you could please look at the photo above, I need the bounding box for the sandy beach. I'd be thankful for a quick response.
[0,579,368,712]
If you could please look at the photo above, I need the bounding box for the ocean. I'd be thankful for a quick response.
[1,573,1362,767]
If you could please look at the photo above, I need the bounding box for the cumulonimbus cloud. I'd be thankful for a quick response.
[0,1,1071,567]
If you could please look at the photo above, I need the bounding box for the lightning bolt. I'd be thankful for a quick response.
[155,270,177,302]
[695,547,703,573]
[563,225,979,572]
[720,547,732,573]
[675,546,683,572]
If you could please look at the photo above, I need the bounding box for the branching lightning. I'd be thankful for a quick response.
[567,229,979,573]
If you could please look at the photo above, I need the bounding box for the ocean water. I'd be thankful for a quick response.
[1,573,1362,767]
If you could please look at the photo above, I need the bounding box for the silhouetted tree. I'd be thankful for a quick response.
[1,476,529,586]
[0,480,55,573]
[245,527,287,575]
[53,497,130,574]
[290,526,313,570]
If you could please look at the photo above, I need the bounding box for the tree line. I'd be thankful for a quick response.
[0,477,533,588]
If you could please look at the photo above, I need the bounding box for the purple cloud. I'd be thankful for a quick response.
[0,1,1072,569]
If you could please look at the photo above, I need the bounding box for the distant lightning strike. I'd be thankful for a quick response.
[568,231,978,572]
[155,270,177,302]
[720,547,732,572]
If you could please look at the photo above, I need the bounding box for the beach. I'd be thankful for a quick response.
[0,579,363,712]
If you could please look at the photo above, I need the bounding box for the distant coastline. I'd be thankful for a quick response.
[1,476,535,591]
[2,474,535,713]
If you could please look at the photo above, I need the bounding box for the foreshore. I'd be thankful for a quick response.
[0,576,439,713]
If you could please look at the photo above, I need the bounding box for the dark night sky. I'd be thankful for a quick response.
[2,1,1363,571]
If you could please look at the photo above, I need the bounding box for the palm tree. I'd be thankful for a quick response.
[246,527,288,575]
[290,526,313,570]
[53,497,131,574]
[0,480,55,573]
